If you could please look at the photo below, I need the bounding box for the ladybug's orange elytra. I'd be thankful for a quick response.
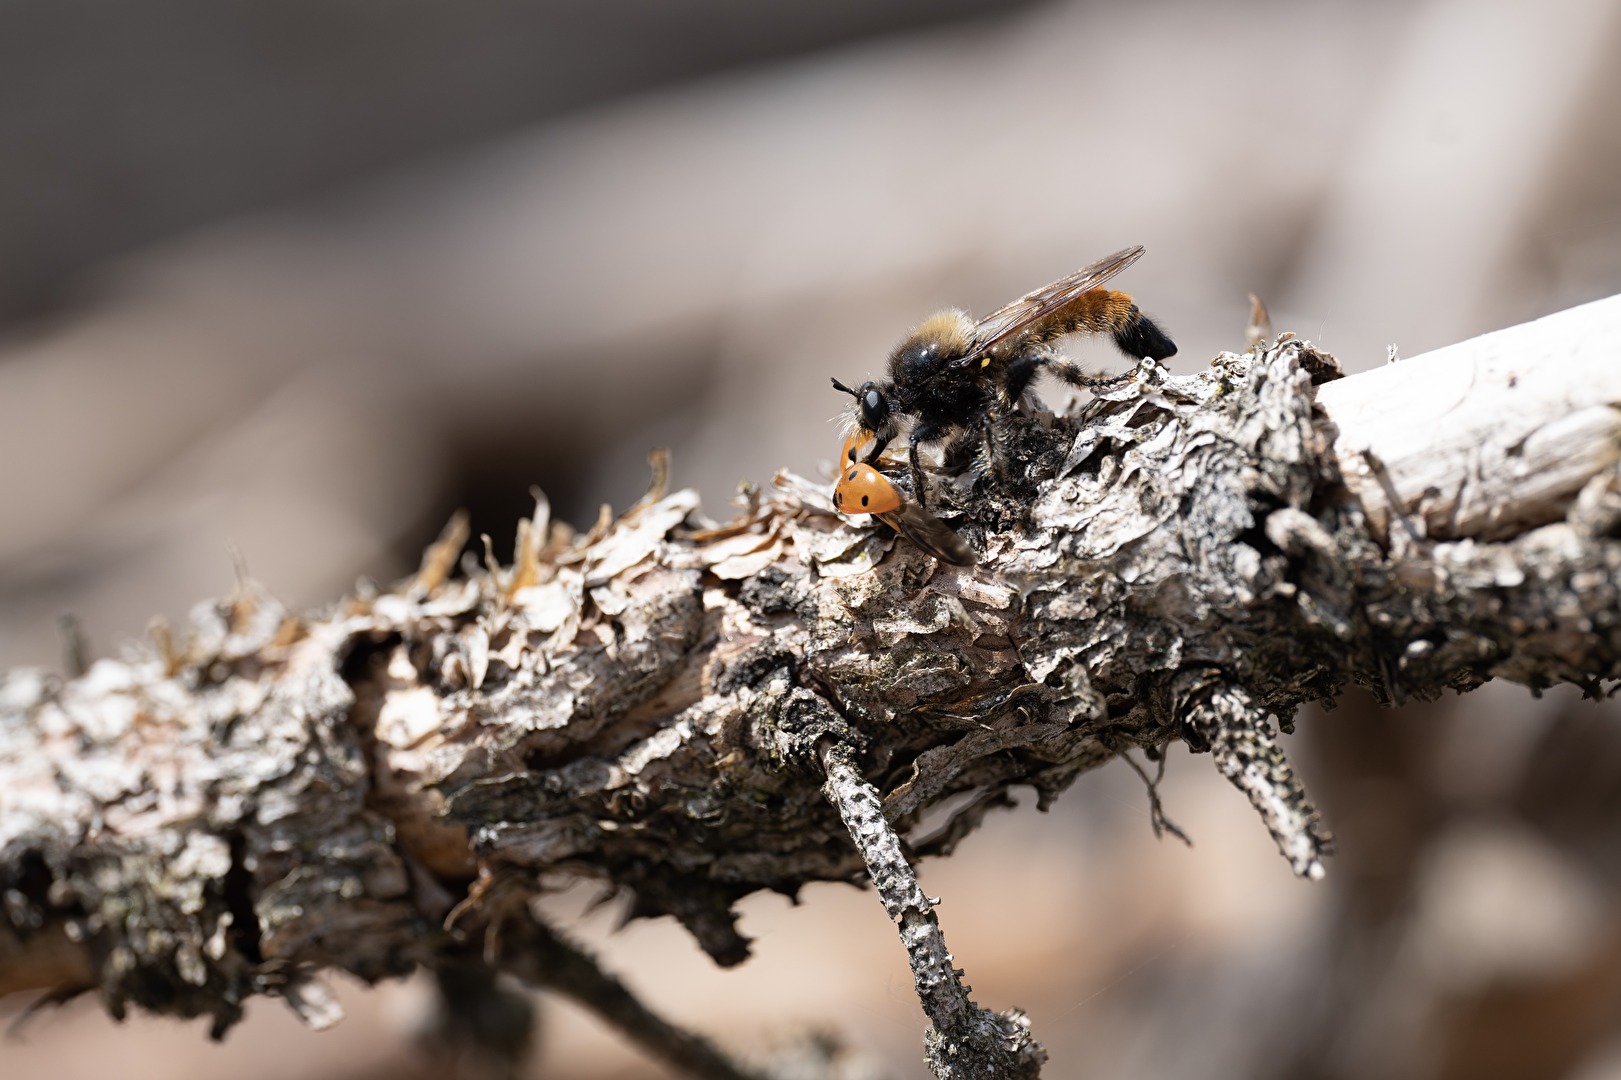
[832,463,903,515]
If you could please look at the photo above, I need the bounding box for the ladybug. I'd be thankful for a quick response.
[831,462,975,566]
[832,462,902,515]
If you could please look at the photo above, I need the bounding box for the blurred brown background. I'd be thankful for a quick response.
[4,1,1621,1077]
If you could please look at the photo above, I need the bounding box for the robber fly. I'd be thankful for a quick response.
[831,246,1175,507]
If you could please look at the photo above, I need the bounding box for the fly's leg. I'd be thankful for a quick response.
[1003,351,1047,406]
[980,414,1005,486]
[1047,357,1136,392]
[906,420,951,511]
[907,439,929,512]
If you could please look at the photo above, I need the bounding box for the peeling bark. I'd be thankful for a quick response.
[3,295,1620,1078]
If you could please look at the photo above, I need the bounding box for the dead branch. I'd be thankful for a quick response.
[3,293,1619,1078]
[820,740,1044,1078]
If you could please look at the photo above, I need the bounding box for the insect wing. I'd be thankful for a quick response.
[958,245,1144,368]
[878,503,977,566]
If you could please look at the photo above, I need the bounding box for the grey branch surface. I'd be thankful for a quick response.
[3,293,1620,1078]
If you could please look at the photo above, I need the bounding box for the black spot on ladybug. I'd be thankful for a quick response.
[861,494,869,506]
[848,470,858,480]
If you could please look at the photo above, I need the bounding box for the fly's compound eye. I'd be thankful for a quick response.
[833,463,902,515]
[851,382,889,433]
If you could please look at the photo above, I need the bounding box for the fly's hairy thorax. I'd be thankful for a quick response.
[885,311,987,430]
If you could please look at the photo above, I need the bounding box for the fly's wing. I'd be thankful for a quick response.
[878,504,977,565]
[956,245,1144,368]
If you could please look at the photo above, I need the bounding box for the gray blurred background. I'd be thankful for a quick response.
[4,1,1621,1078]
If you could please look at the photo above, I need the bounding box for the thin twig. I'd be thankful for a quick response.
[1177,675,1332,880]
[500,911,768,1080]
[819,740,1046,1080]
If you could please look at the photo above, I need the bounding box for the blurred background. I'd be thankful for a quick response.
[4,0,1621,1077]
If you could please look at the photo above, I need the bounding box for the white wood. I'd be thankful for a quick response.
[1316,293,1621,541]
